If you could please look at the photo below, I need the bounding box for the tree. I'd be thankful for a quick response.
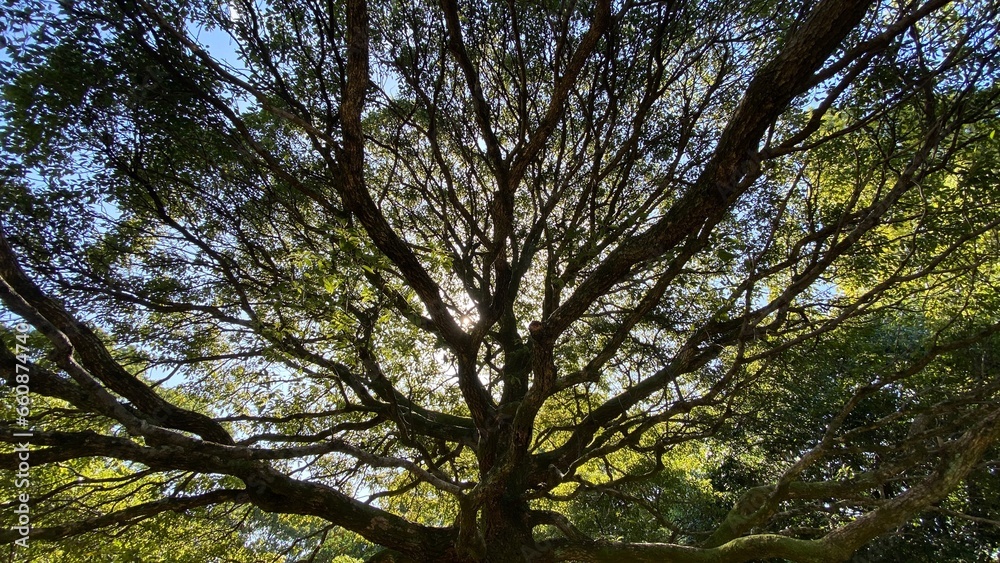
[1,0,1000,560]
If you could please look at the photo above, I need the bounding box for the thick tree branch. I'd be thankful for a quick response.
[0,228,234,445]
[541,0,875,343]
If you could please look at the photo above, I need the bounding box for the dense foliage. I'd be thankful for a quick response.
[1,0,1000,561]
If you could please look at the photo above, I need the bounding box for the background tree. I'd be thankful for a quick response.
[1,0,1000,561]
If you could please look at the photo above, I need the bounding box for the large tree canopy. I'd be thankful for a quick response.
[1,0,1000,560]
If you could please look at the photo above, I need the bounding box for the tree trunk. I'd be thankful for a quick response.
[481,491,534,563]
